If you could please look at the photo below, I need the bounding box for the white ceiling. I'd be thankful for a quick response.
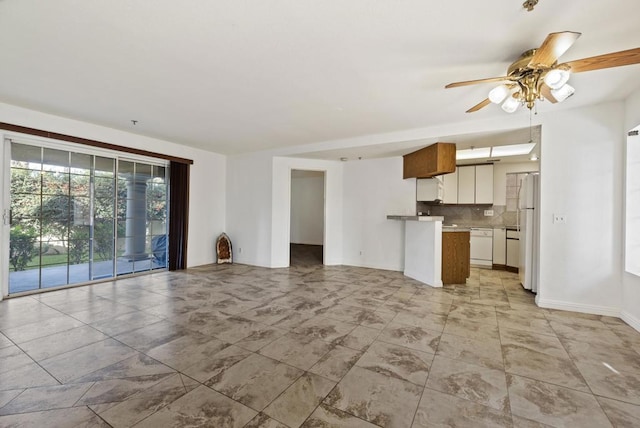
[1,1,639,157]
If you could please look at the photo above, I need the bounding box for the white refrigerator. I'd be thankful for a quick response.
[518,173,540,292]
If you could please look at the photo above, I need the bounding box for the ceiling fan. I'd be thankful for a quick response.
[445,31,640,113]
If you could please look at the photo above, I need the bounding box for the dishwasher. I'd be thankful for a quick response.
[470,228,493,266]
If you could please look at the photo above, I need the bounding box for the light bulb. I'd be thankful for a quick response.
[544,68,570,89]
[551,84,575,102]
[501,95,520,113]
[488,85,510,104]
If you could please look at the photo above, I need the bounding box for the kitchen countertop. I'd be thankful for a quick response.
[386,215,445,222]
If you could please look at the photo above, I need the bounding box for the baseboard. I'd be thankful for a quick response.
[341,259,403,272]
[536,298,621,317]
[621,311,640,333]
[492,264,506,271]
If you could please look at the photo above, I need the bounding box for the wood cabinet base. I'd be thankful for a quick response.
[442,231,470,285]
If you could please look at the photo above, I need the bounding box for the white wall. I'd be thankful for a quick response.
[272,157,343,267]
[290,171,324,245]
[623,89,640,330]
[342,157,415,271]
[537,101,625,315]
[493,162,539,206]
[0,103,226,294]
[225,153,273,267]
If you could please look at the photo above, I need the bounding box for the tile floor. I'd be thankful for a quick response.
[1,257,640,427]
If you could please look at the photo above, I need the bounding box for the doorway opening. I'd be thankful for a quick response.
[289,170,325,267]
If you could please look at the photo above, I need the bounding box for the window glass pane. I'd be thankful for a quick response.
[43,148,69,172]
[153,165,166,179]
[11,143,42,169]
[119,160,135,175]
[70,174,90,196]
[11,194,41,218]
[95,177,115,199]
[11,168,41,194]
[95,156,114,177]
[70,152,91,175]
[42,171,69,195]
[135,163,152,178]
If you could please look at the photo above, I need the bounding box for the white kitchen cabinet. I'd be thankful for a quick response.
[493,227,506,265]
[442,170,458,204]
[417,177,443,201]
[475,164,494,204]
[456,164,494,204]
[457,166,475,204]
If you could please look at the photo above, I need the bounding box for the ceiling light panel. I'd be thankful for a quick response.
[456,147,491,160]
[490,142,536,157]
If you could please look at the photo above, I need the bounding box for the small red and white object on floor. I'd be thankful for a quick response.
[216,233,233,264]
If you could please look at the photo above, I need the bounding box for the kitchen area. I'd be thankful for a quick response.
[389,138,539,290]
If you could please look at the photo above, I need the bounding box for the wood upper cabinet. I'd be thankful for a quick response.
[403,143,456,179]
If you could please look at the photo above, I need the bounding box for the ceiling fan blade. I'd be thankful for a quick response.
[540,83,558,103]
[529,31,581,67]
[466,98,491,113]
[445,76,510,89]
[563,47,640,73]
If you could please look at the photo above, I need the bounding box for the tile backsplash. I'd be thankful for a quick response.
[416,203,518,227]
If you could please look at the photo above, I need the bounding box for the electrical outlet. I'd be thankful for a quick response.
[553,214,567,224]
[484,209,494,216]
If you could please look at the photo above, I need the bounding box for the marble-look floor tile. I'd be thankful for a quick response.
[442,317,499,341]
[563,339,640,373]
[0,345,33,374]
[499,328,567,358]
[575,361,640,405]
[0,406,109,427]
[39,338,138,383]
[497,313,556,336]
[246,413,289,428]
[135,384,257,428]
[75,373,174,406]
[391,311,447,333]
[309,345,363,382]
[235,325,288,352]
[97,373,187,427]
[426,355,509,412]
[0,383,92,416]
[1,314,85,344]
[0,361,59,391]
[302,403,379,428]
[336,325,379,351]
[89,311,163,336]
[0,333,13,349]
[0,389,23,408]
[377,321,440,354]
[597,396,640,427]
[507,374,612,427]
[113,320,188,352]
[181,344,252,383]
[502,343,589,392]
[263,372,335,427]
[324,366,422,428]
[73,353,175,383]
[549,321,629,348]
[293,316,357,343]
[146,331,228,371]
[436,333,504,371]
[413,388,513,427]
[447,303,497,325]
[355,340,433,386]
[259,333,333,370]
[19,325,110,361]
[207,353,303,411]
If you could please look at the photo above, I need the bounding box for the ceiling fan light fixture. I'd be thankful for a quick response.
[543,68,571,89]
[550,83,575,102]
[488,85,510,104]
[501,95,520,113]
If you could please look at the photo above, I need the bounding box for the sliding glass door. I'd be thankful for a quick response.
[8,140,168,294]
